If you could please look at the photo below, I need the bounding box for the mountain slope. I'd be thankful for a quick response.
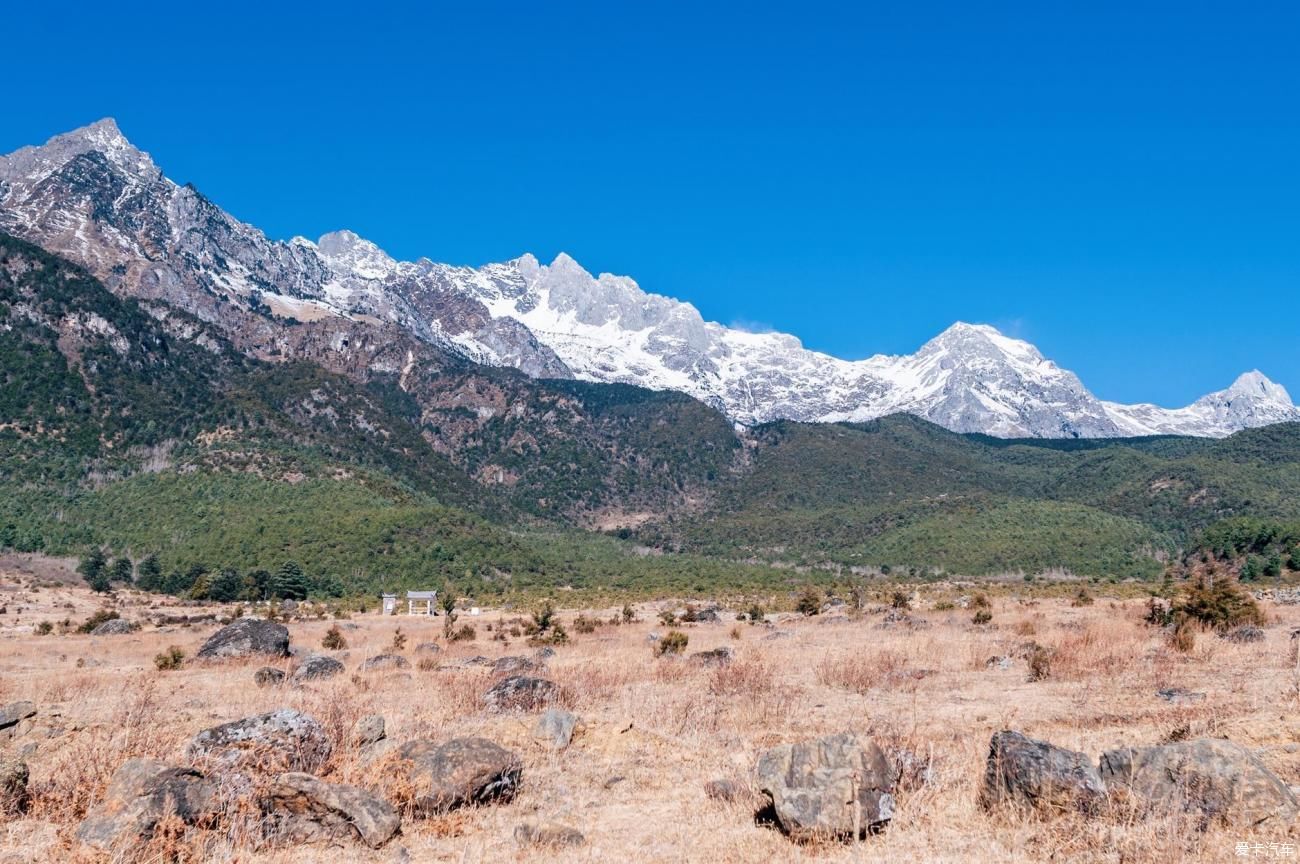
[2,119,1296,439]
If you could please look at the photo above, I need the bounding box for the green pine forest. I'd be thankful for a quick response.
[3,231,1300,600]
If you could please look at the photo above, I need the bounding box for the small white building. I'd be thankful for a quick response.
[406,590,438,616]
[381,593,398,615]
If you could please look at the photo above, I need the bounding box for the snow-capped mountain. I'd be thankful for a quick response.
[2,119,1297,439]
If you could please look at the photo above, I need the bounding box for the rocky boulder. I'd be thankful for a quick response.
[755,732,895,841]
[532,708,581,749]
[1099,738,1298,827]
[690,647,734,667]
[359,653,409,672]
[484,675,562,713]
[979,731,1106,815]
[0,701,36,741]
[195,619,290,661]
[254,667,286,687]
[353,715,386,747]
[90,618,133,636]
[186,709,331,774]
[265,772,400,848]
[76,758,216,850]
[397,737,522,815]
[491,655,541,676]
[292,654,345,684]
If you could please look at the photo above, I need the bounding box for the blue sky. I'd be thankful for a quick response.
[4,1,1297,406]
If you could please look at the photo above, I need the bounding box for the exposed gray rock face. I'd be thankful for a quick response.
[1099,738,1298,827]
[195,619,290,661]
[755,732,895,841]
[484,676,562,713]
[4,120,1293,440]
[292,654,345,683]
[397,738,522,816]
[532,709,581,749]
[75,758,216,850]
[979,731,1106,815]
[264,772,400,849]
[185,709,331,774]
[491,655,541,676]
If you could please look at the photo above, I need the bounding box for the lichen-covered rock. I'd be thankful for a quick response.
[755,732,895,841]
[979,731,1106,815]
[292,654,345,683]
[491,655,540,676]
[1099,738,1298,827]
[265,772,400,848]
[0,701,35,741]
[196,618,290,661]
[185,709,331,773]
[484,675,561,713]
[690,647,734,667]
[75,758,216,850]
[397,737,522,816]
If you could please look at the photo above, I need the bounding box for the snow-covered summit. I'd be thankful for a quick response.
[1,119,1296,439]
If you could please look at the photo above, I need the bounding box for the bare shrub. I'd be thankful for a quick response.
[655,630,689,656]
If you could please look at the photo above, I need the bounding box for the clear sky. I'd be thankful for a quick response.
[4,1,1297,406]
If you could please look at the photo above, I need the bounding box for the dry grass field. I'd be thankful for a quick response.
[1,570,1297,863]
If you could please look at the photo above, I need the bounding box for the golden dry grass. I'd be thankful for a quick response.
[1,576,1298,863]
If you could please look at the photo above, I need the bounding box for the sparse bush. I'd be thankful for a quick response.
[972,609,993,626]
[417,656,438,672]
[747,603,765,624]
[34,621,53,636]
[1027,644,1052,681]
[656,629,689,656]
[450,624,476,642]
[658,609,677,627]
[321,624,347,650]
[1144,597,1174,627]
[933,600,955,611]
[573,614,597,634]
[1174,575,1264,632]
[796,587,822,616]
[531,601,557,633]
[1072,588,1095,607]
[1169,615,1197,652]
[390,627,407,652]
[621,604,636,624]
[730,625,742,640]
[154,645,185,670]
[890,591,911,611]
[971,593,991,610]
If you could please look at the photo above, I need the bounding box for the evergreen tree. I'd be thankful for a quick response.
[110,556,134,584]
[272,561,309,600]
[136,554,163,591]
[209,568,242,602]
[77,548,108,589]
[242,569,272,601]
[0,523,16,549]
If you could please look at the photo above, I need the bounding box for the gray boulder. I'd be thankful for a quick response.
[186,709,331,774]
[484,675,562,713]
[292,654,345,684]
[755,732,895,841]
[265,772,400,849]
[353,715,386,747]
[979,731,1106,815]
[1099,738,1298,827]
[196,618,290,661]
[491,655,541,676]
[0,701,36,741]
[414,642,441,655]
[690,647,734,667]
[532,708,581,749]
[514,822,585,847]
[91,618,133,636]
[360,653,410,672]
[397,737,522,815]
[76,758,216,850]
[254,667,287,687]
